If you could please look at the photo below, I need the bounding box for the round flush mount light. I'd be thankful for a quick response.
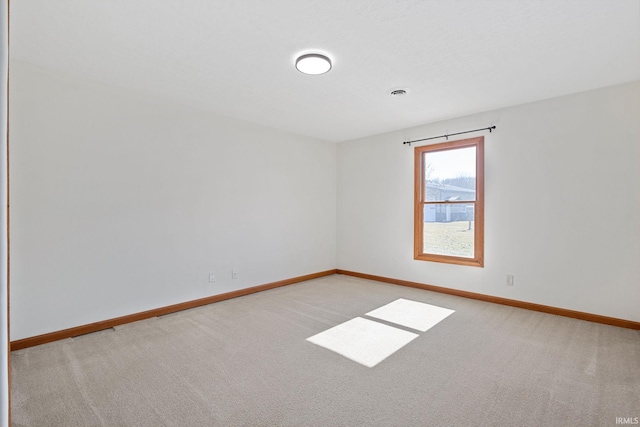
[295,53,332,75]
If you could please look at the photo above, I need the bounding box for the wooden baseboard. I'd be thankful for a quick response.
[336,269,640,330]
[10,269,337,351]
[12,267,639,351]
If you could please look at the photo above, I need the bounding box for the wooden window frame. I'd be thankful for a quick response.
[414,136,484,267]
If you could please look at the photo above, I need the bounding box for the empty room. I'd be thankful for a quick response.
[1,1,639,426]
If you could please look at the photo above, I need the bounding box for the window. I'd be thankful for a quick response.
[414,136,484,267]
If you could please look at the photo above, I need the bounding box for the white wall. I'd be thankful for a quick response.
[9,61,337,341]
[338,81,640,322]
[1,0,9,424]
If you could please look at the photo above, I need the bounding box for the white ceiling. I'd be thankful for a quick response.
[9,0,640,142]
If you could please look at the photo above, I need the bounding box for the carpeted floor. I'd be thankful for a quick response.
[10,274,640,426]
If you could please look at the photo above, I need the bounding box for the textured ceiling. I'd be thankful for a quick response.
[9,0,640,142]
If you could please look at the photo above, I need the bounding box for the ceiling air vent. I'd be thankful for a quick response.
[389,88,409,97]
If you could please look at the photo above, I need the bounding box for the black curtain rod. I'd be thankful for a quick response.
[403,126,496,145]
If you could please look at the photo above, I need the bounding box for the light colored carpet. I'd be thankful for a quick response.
[11,274,640,426]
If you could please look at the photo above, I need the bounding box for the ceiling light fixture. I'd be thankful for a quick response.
[295,53,332,75]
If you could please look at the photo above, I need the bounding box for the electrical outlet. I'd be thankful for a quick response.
[232,269,238,279]
[209,272,216,283]
[506,274,514,286]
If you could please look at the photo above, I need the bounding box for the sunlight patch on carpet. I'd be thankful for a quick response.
[365,298,454,332]
[306,317,418,368]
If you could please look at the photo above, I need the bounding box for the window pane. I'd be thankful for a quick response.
[424,147,476,202]
[423,203,475,258]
